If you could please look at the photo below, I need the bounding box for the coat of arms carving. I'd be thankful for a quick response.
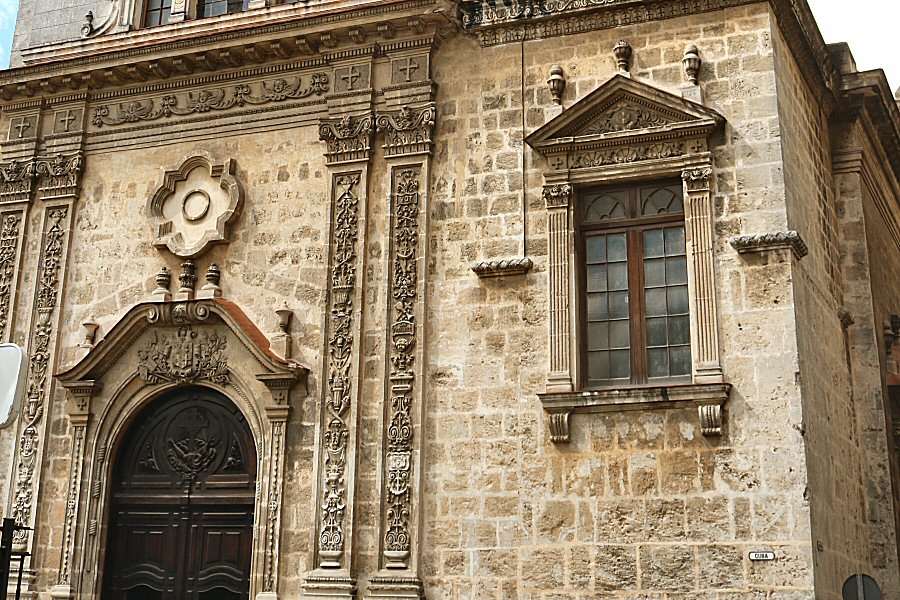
[137,326,229,385]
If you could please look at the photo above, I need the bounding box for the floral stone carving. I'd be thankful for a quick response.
[148,153,243,258]
[137,327,229,385]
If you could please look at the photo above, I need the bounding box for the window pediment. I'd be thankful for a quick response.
[526,74,724,169]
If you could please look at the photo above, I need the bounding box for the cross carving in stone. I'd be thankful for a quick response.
[13,118,30,139]
[341,66,360,91]
[398,57,419,82]
[57,110,77,133]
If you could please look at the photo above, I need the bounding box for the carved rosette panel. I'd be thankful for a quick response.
[12,207,70,546]
[382,167,421,569]
[0,212,22,339]
[316,173,362,569]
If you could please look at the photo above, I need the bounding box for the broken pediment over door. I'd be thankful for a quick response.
[526,74,724,174]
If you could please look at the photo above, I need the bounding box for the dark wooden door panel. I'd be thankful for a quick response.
[103,388,256,600]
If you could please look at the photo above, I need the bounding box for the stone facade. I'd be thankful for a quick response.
[0,0,898,599]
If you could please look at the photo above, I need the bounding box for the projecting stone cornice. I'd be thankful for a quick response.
[0,0,454,101]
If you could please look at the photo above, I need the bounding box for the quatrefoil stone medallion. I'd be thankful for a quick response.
[148,153,244,258]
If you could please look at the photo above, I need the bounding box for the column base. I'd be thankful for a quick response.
[255,593,278,600]
[49,584,73,599]
[302,574,357,599]
[367,574,424,599]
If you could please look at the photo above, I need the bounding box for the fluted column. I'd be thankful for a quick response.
[543,183,574,392]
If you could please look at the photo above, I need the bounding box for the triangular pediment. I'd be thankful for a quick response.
[526,74,724,151]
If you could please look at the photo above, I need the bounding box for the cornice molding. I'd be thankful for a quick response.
[729,230,809,259]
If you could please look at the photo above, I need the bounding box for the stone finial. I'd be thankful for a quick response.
[682,44,701,85]
[175,260,197,301]
[198,263,223,299]
[272,305,293,360]
[547,65,566,105]
[613,41,632,74]
[81,11,94,38]
[80,316,99,348]
[151,266,172,302]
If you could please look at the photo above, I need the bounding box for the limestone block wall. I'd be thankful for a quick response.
[27,128,328,596]
[10,0,103,66]
[420,4,815,597]
[771,20,879,598]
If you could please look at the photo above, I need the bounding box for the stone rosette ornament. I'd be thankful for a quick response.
[148,152,243,258]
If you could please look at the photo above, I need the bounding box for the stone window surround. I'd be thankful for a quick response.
[527,80,731,444]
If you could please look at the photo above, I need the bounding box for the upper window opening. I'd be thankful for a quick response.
[144,0,250,27]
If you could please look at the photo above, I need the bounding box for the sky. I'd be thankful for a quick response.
[0,1,894,85]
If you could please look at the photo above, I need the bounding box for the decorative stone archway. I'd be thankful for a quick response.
[54,298,308,600]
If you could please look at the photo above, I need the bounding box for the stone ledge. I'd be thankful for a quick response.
[538,382,730,443]
[471,256,533,278]
[729,231,809,259]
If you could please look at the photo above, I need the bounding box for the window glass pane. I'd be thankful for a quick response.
[586,236,606,263]
[584,191,627,223]
[608,263,628,291]
[641,185,684,216]
[608,291,629,319]
[643,224,692,379]
[589,352,610,380]
[607,233,627,261]
[586,265,608,293]
[610,350,630,379]
[609,320,630,349]
[199,0,228,16]
[587,322,609,351]
[644,258,665,287]
[587,293,608,321]
[643,229,664,258]
[648,348,669,378]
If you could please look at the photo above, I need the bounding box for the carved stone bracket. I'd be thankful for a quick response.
[318,114,375,165]
[149,154,244,258]
[539,383,731,443]
[471,257,533,278]
[729,231,809,260]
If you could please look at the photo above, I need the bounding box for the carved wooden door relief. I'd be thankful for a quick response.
[101,387,256,600]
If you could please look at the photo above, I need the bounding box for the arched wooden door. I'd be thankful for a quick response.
[102,387,257,600]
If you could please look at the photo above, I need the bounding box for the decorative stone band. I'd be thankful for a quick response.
[376,104,435,157]
[538,382,731,443]
[729,231,809,260]
[471,257,533,278]
[319,113,375,165]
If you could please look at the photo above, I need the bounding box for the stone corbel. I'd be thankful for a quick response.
[729,231,809,260]
[681,167,724,383]
[542,183,574,393]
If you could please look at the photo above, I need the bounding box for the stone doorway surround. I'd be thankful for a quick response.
[54,298,308,600]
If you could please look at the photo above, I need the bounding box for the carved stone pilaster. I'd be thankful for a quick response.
[0,209,25,341]
[543,183,574,392]
[318,114,374,165]
[375,104,435,157]
[681,167,723,382]
[12,205,73,552]
[51,381,102,599]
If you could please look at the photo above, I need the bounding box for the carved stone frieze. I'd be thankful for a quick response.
[569,141,685,169]
[137,327,229,385]
[13,206,69,546]
[316,173,362,570]
[729,231,809,259]
[383,167,421,570]
[319,114,375,165]
[148,154,244,258]
[92,73,329,127]
[376,104,435,157]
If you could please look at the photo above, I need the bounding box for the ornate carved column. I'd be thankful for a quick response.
[681,167,723,382]
[10,152,82,597]
[0,161,32,343]
[542,183,574,392]
[303,113,374,599]
[368,103,434,600]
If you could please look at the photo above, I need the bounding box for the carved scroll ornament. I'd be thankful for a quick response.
[376,104,435,157]
[318,114,374,165]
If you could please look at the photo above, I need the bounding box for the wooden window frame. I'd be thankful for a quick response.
[575,180,691,389]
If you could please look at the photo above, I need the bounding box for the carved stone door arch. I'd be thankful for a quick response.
[101,385,256,600]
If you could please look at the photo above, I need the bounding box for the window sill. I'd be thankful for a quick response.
[537,382,730,443]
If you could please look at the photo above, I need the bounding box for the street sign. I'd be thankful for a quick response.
[749,551,775,561]
[0,344,26,429]
[843,574,881,600]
